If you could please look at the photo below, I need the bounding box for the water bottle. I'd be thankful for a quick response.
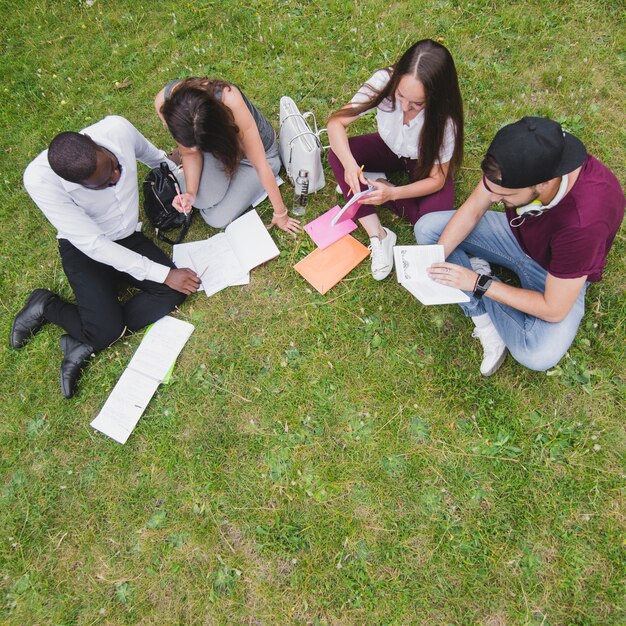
[291,169,309,216]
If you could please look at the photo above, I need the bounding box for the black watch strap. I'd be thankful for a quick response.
[473,274,493,299]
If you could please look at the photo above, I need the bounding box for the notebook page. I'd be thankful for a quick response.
[90,369,160,444]
[225,210,280,272]
[185,234,249,297]
[126,316,195,382]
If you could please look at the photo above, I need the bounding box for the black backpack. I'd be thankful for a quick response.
[143,163,192,245]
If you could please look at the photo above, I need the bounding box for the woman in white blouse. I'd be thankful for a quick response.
[327,39,464,280]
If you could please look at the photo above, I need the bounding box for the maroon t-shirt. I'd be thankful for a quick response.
[505,155,625,282]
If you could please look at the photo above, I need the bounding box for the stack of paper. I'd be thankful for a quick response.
[173,210,279,297]
[90,316,195,444]
[394,245,470,305]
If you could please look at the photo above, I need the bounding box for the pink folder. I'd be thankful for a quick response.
[304,205,357,250]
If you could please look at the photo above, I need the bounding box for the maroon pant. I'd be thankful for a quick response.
[328,132,454,226]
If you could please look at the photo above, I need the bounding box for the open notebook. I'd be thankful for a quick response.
[90,316,195,444]
[394,245,470,305]
[173,210,279,297]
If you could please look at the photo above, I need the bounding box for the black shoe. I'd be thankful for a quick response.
[10,289,57,349]
[60,335,94,399]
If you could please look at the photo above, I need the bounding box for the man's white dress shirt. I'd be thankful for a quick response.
[23,115,175,284]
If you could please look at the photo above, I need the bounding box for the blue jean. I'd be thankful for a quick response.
[414,210,588,371]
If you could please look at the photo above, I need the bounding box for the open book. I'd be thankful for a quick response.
[330,187,374,227]
[90,316,195,444]
[394,245,470,305]
[172,210,279,297]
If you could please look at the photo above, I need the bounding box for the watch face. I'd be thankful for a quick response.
[477,274,489,288]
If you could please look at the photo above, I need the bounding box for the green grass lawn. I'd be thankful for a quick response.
[1,1,624,623]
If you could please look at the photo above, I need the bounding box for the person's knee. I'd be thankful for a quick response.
[200,209,233,229]
[414,212,448,244]
[509,344,565,372]
[153,282,187,309]
[83,320,126,351]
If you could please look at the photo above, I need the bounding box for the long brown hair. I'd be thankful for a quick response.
[331,39,464,182]
[160,78,244,177]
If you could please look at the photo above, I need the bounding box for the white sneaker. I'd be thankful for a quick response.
[471,321,507,376]
[369,227,397,280]
[469,256,492,275]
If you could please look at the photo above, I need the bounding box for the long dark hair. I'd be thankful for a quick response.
[331,39,464,182]
[160,78,244,177]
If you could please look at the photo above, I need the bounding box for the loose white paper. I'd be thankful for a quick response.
[90,369,160,444]
[394,245,470,305]
[172,210,278,298]
[90,316,195,444]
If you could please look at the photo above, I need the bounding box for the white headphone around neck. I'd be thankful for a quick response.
[509,174,569,227]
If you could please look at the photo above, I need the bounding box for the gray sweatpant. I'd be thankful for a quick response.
[176,142,281,228]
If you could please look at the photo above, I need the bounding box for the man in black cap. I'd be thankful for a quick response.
[414,116,624,375]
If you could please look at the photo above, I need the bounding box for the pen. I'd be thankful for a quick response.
[347,164,365,198]
[174,180,190,214]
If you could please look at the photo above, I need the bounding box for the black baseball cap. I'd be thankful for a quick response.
[484,116,587,188]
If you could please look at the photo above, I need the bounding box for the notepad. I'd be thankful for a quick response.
[394,245,470,305]
[173,210,279,297]
[294,235,370,294]
[90,316,195,444]
[304,205,358,249]
[331,187,374,226]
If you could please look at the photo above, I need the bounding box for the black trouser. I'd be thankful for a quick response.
[44,233,186,351]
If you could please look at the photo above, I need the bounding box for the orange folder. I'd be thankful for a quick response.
[294,235,370,294]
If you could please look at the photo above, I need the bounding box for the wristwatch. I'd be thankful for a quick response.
[473,274,493,299]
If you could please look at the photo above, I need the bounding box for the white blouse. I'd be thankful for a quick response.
[350,69,455,162]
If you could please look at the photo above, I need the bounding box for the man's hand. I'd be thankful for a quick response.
[427,262,478,292]
[165,268,201,295]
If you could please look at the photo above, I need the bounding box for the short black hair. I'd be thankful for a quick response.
[480,153,502,184]
[47,132,98,183]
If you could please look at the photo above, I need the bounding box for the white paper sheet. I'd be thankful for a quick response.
[90,316,195,444]
[394,245,470,305]
[126,316,195,382]
[90,369,160,444]
[172,210,277,298]
[225,210,280,273]
[186,233,249,297]
[173,240,248,294]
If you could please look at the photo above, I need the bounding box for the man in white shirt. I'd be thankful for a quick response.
[11,115,200,398]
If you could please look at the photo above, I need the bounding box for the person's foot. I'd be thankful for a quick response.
[60,335,94,399]
[369,227,397,281]
[469,256,492,275]
[471,320,507,376]
[10,289,57,349]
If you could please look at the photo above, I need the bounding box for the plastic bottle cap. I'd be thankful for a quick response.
[298,169,309,177]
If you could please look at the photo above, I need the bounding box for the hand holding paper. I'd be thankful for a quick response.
[427,261,479,293]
